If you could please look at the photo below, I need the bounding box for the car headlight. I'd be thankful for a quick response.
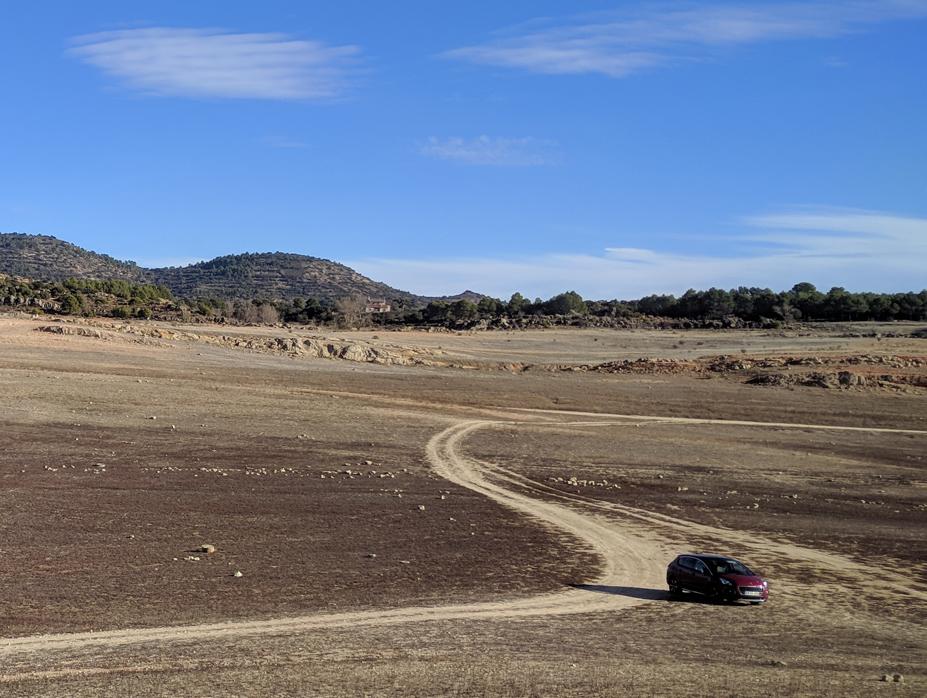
[762,580,769,588]
[719,578,733,585]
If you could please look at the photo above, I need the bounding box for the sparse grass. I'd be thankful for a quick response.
[10,655,903,697]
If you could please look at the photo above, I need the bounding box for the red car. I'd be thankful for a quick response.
[666,554,769,604]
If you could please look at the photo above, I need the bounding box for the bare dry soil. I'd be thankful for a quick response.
[0,316,924,696]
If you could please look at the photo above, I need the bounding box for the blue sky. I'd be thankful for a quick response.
[1,1,925,298]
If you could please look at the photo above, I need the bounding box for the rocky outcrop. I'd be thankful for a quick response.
[36,321,439,367]
[574,353,926,392]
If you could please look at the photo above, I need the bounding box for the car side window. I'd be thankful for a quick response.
[679,557,694,570]
[694,561,709,575]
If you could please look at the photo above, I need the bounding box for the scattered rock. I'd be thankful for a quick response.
[233,570,243,578]
[838,370,866,387]
[746,373,791,387]
[35,325,105,339]
[197,544,216,555]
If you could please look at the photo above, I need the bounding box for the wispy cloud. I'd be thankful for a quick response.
[445,1,927,77]
[420,136,557,166]
[350,208,927,298]
[69,27,361,100]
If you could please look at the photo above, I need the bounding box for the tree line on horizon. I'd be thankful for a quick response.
[275,283,927,326]
[1,275,925,326]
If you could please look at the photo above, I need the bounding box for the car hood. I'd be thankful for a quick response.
[721,574,765,587]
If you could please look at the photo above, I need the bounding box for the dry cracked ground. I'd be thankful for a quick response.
[0,315,925,696]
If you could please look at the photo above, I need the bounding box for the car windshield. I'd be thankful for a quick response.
[706,559,752,576]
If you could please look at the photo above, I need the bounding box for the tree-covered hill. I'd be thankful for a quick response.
[150,252,418,305]
[0,233,419,304]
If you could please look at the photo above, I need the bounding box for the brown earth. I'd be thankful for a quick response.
[0,315,925,696]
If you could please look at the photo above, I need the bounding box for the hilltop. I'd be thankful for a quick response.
[0,233,151,284]
[0,233,422,304]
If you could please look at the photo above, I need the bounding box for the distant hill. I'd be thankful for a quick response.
[152,252,419,304]
[430,290,487,303]
[0,233,441,304]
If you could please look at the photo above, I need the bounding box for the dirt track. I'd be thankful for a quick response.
[4,409,924,663]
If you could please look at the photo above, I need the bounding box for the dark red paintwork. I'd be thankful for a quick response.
[666,554,769,603]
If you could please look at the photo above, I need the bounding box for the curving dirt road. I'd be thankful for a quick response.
[2,410,925,662]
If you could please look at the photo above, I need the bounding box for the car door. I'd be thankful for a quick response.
[677,556,697,590]
[691,559,713,593]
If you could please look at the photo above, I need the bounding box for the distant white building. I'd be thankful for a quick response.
[365,299,391,314]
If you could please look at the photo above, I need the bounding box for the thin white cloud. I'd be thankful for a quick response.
[420,136,556,166]
[349,208,927,298]
[69,27,361,100]
[445,1,927,77]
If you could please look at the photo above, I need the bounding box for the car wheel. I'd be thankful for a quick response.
[668,582,682,597]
